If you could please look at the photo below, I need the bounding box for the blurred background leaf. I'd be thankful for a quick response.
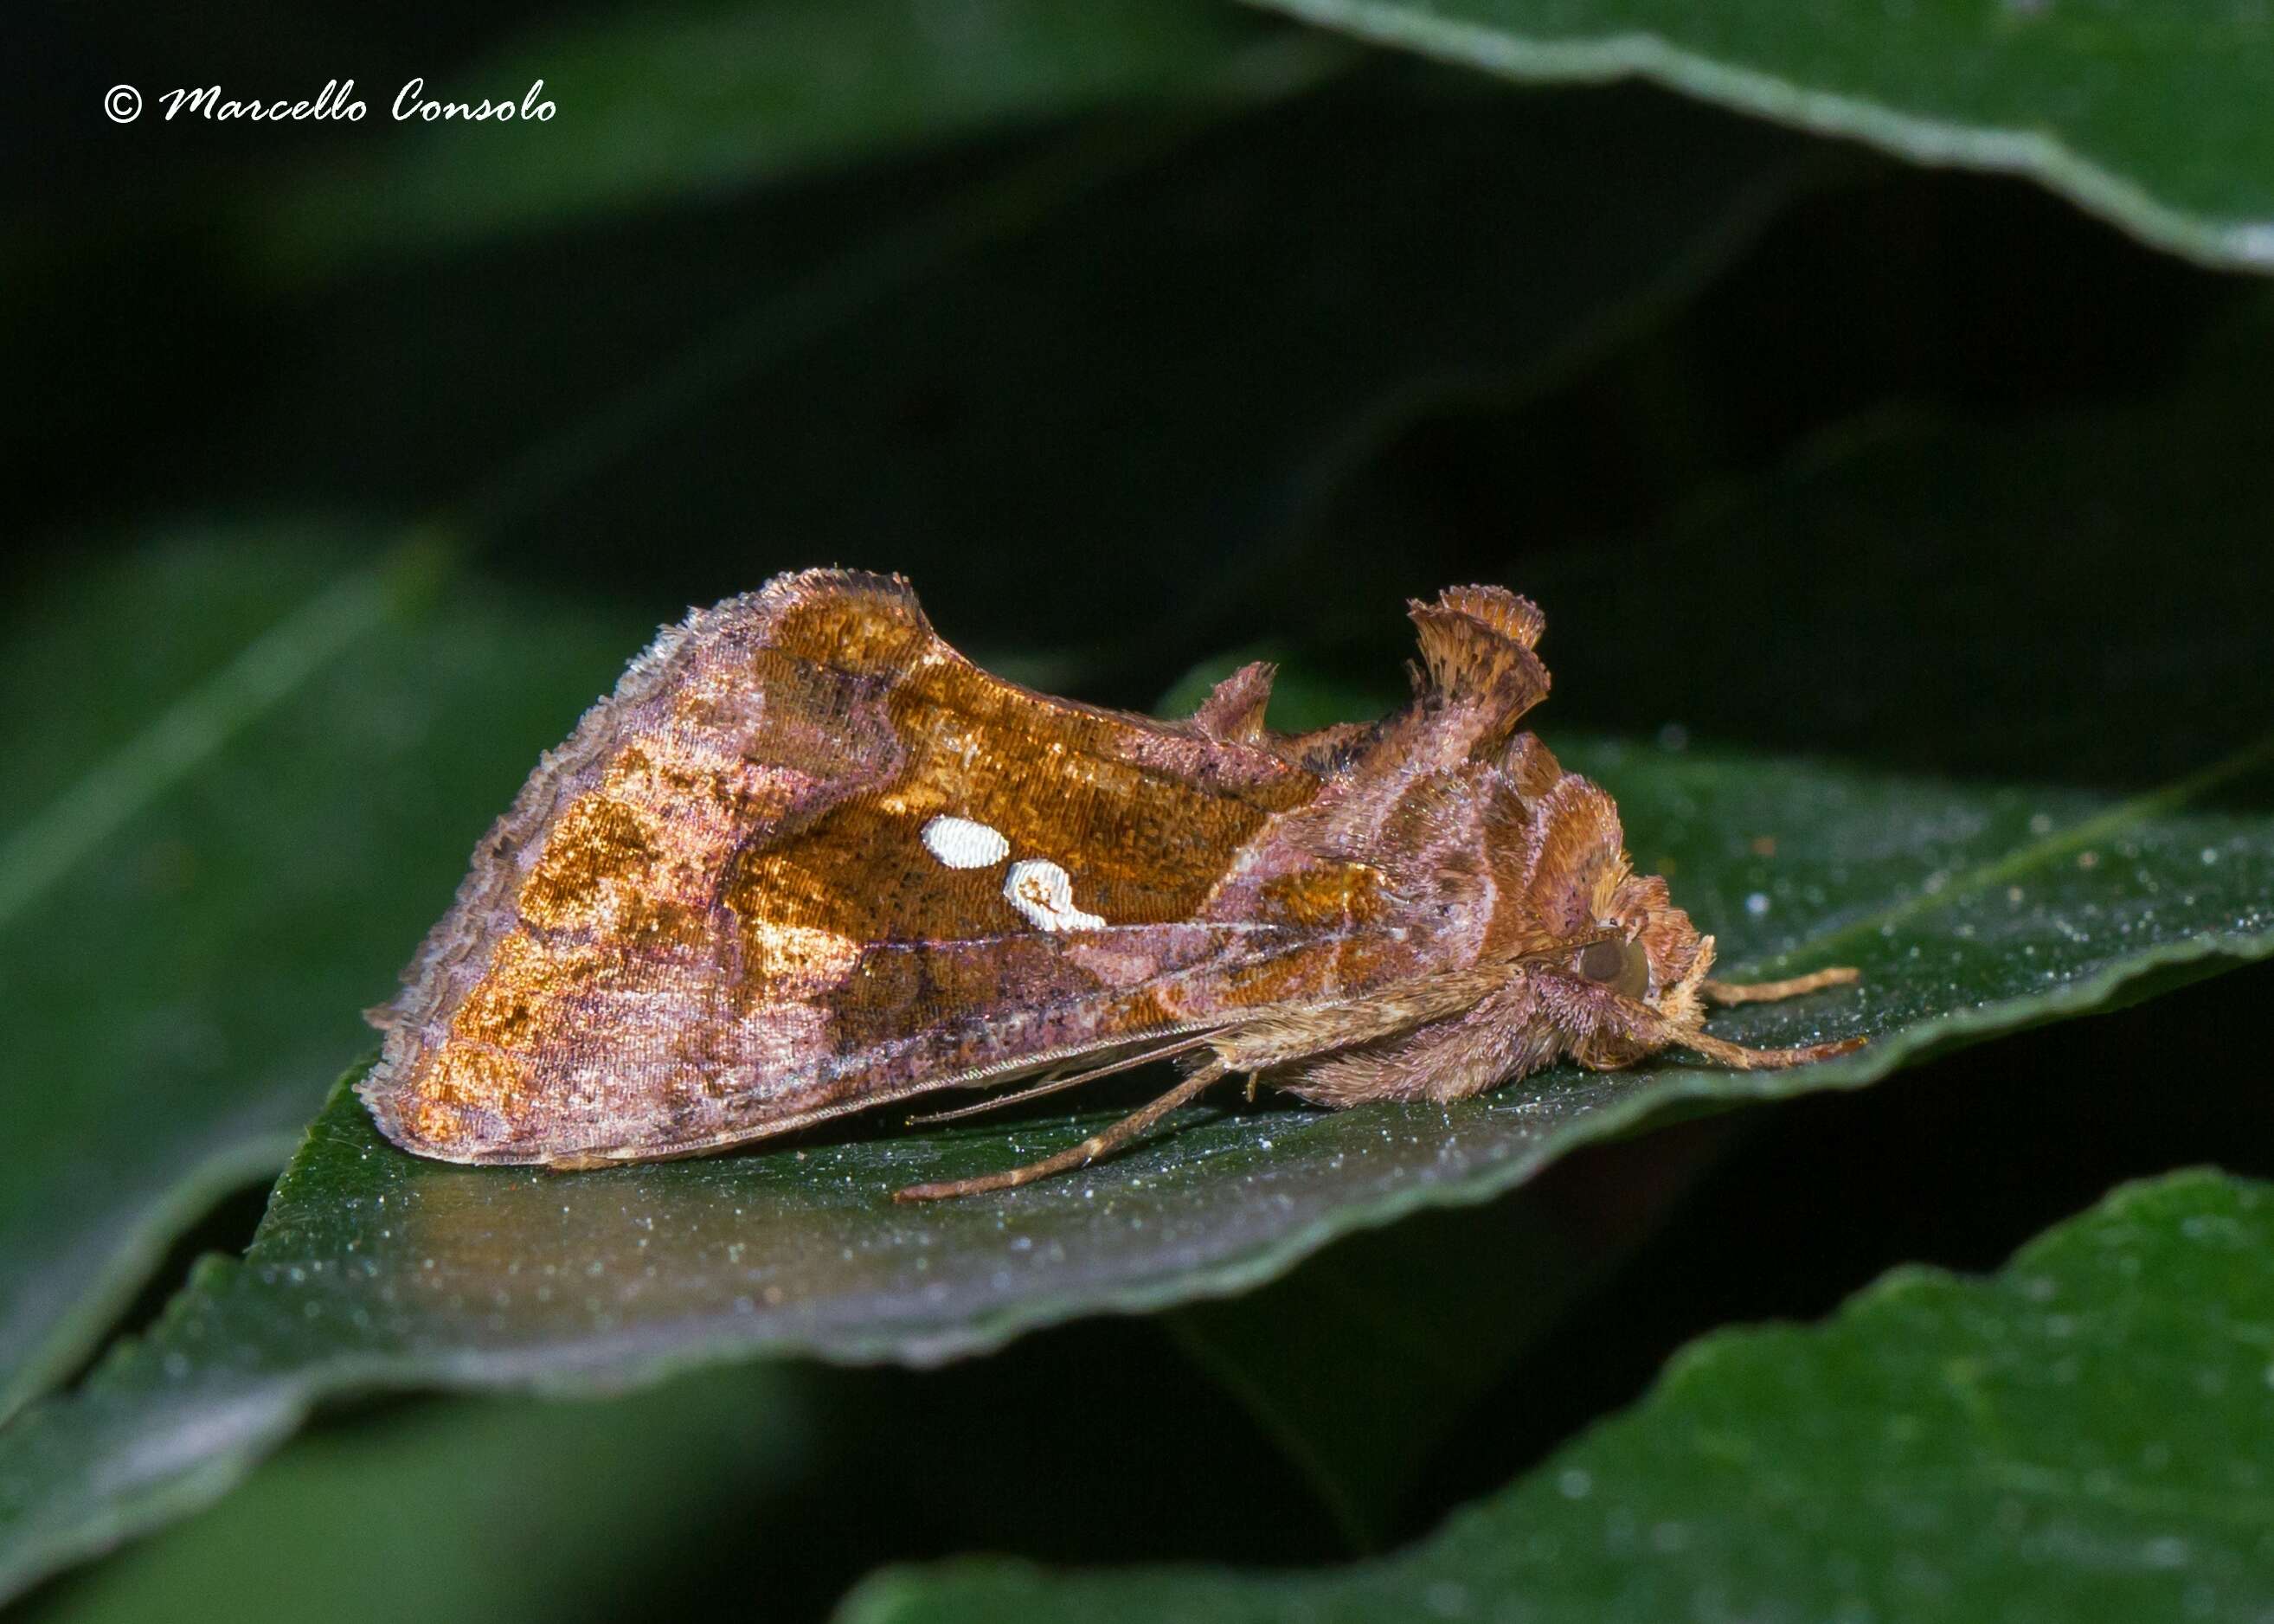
[845,1169,2274,1621]
[20,1360,826,1624]
[114,70,1837,669]
[0,535,649,1422]
[245,0,1320,278]
[1248,0,2274,269]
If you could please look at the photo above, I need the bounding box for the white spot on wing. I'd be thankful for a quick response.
[922,814,1009,870]
[1003,857,1106,933]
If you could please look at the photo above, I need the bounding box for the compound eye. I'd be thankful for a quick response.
[1577,940,1626,981]
[1576,937,1651,999]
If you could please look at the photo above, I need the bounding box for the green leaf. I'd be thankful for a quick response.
[841,1168,2274,1621]
[13,1362,820,1624]
[1247,0,2274,270]
[245,0,1310,278]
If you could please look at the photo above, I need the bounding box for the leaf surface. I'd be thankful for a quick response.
[844,1168,2274,1621]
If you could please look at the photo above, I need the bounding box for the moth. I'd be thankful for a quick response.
[361,571,1861,1200]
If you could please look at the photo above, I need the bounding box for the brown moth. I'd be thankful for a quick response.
[360,571,1861,1200]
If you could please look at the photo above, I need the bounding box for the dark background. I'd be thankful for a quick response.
[9,9,2243,702]
[10,2,2271,1618]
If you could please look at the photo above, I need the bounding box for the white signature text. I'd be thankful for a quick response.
[156,79,556,125]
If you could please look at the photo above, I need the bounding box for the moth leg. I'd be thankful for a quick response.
[1592,981,1866,1070]
[1698,966,1859,1005]
[892,1061,1230,1202]
[1676,1028,1866,1069]
[1672,966,1864,1065]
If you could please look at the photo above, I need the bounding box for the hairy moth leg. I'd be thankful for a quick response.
[1676,1028,1867,1069]
[1683,966,1864,1064]
[1589,977,1866,1071]
[893,1060,1231,1201]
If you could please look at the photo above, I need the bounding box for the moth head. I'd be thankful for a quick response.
[1558,863,1716,1062]
[1499,775,1715,1066]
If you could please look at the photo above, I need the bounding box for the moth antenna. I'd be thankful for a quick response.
[903,1036,1216,1127]
[1505,925,1628,972]
[906,1073,1070,1127]
[894,1060,1231,1202]
[1698,966,1860,1005]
